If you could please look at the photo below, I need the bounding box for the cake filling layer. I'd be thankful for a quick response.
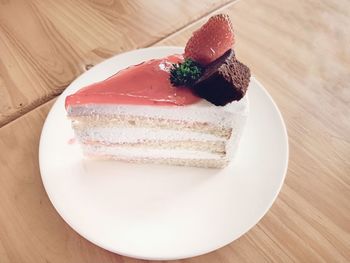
[82,144,223,160]
[75,127,226,143]
[85,155,228,169]
[72,115,232,139]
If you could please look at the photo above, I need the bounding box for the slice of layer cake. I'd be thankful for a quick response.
[65,14,251,168]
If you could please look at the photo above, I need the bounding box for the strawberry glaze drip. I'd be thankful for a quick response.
[65,55,200,108]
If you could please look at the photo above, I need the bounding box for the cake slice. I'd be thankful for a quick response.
[65,14,250,168]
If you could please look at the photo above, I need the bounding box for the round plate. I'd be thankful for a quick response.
[39,47,288,260]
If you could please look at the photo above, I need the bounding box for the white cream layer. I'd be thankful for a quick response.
[83,144,223,160]
[76,127,226,144]
[67,93,249,129]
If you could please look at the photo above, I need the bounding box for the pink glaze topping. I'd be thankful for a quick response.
[65,55,200,108]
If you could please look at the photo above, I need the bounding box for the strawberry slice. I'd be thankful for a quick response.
[184,14,234,65]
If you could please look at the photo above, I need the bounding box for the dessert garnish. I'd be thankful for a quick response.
[170,14,250,106]
[184,14,234,65]
[193,50,250,106]
[169,58,203,87]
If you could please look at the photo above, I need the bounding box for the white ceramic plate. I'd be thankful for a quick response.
[39,47,288,260]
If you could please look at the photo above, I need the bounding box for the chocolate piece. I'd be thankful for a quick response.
[193,49,250,106]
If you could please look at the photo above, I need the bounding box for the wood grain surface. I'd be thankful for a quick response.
[0,0,232,127]
[0,0,350,262]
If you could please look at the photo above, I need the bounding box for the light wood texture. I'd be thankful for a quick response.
[0,0,232,127]
[0,0,350,262]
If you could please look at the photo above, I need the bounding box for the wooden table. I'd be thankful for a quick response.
[0,0,349,262]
